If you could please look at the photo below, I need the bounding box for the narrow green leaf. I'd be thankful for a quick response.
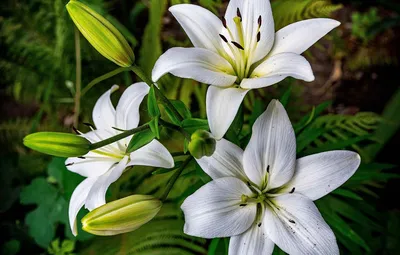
[302,135,370,156]
[164,100,191,126]
[149,118,160,139]
[147,85,160,118]
[280,86,292,107]
[332,189,363,200]
[182,118,209,134]
[152,161,182,175]
[294,101,331,133]
[126,129,156,153]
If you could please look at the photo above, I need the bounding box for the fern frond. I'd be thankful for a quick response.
[272,0,343,30]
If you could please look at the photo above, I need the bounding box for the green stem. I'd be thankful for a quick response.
[89,124,150,150]
[160,156,193,201]
[159,118,191,141]
[81,67,130,96]
[73,27,82,128]
[129,65,184,122]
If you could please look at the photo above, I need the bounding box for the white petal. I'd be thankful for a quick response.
[127,140,174,169]
[268,18,340,57]
[280,151,361,200]
[169,4,225,54]
[115,82,149,130]
[68,177,97,236]
[65,155,117,177]
[229,223,275,255]
[182,177,256,238]
[225,0,275,65]
[152,47,236,87]
[263,193,339,255]
[85,156,129,211]
[241,53,314,89]
[92,85,118,130]
[81,129,122,156]
[243,100,296,190]
[207,86,248,140]
[197,138,247,181]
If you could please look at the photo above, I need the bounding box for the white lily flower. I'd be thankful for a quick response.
[181,100,360,255]
[152,0,340,139]
[66,83,174,236]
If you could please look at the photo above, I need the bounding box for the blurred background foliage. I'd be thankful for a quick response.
[1,0,400,254]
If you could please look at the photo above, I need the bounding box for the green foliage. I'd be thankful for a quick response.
[48,239,76,255]
[297,112,382,162]
[351,8,381,44]
[271,0,343,30]
[127,129,156,153]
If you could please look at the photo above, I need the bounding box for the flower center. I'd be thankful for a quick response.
[218,8,262,82]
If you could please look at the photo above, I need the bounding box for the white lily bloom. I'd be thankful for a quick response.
[66,83,174,236]
[152,0,340,139]
[181,100,360,255]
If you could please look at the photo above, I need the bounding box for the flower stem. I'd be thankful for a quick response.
[160,156,193,201]
[89,124,150,150]
[129,65,184,123]
[81,67,130,96]
[158,118,191,141]
[73,27,82,128]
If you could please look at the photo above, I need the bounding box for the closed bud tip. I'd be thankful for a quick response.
[23,132,91,157]
[66,0,134,67]
[81,195,162,236]
[188,130,216,159]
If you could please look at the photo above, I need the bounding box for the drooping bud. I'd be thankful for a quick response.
[66,0,134,67]
[81,195,162,236]
[23,132,91,157]
[188,130,216,159]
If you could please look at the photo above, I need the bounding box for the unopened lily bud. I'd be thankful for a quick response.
[66,0,134,67]
[188,130,216,159]
[23,132,91,157]
[82,195,162,236]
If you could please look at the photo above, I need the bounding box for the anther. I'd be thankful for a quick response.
[240,204,247,207]
[231,41,244,50]
[236,8,242,21]
[219,34,228,43]
[267,165,270,173]
[289,187,295,194]
[65,162,74,166]
[78,156,86,159]
[222,17,227,28]
[83,122,95,129]
[257,31,261,42]
[258,15,262,27]
[258,222,262,227]
[72,126,79,134]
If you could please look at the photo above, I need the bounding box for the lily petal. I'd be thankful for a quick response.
[169,4,225,54]
[263,193,339,255]
[92,85,118,130]
[241,53,314,89]
[243,100,296,190]
[280,151,361,200]
[65,154,117,177]
[152,47,237,87]
[268,18,340,57]
[181,177,257,238]
[207,86,248,140]
[197,138,247,181]
[85,156,129,211]
[225,0,275,65]
[128,140,174,168]
[81,129,121,156]
[68,177,97,236]
[115,82,149,131]
[229,223,275,255]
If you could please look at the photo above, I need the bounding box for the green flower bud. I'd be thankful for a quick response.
[188,130,216,159]
[82,195,162,236]
[23,132,91,157]
[66,0,134,67]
